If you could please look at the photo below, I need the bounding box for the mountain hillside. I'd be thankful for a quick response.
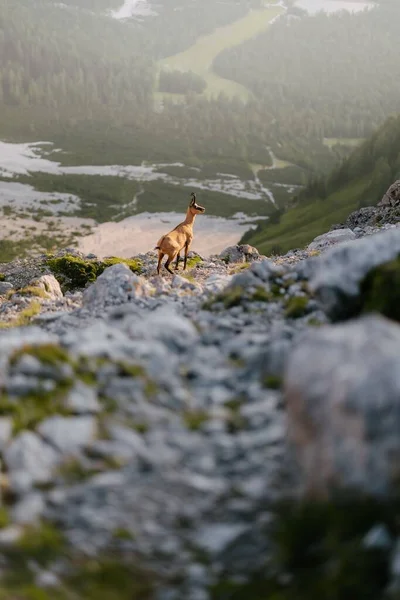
[242,114,400,254]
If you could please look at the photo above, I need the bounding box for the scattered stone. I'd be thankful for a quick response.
[65,381,101,414]
[37,416,97,455]
[219,245,260,264]
[12,492,45,524]
[4,432,60,490]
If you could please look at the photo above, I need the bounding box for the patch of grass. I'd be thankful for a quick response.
[183,411,209,431]
[242,179,368,255]
[0,300,41,329]
[158,4,283,100]
[0,521,153,600]
[186,255,203,269]
[0,507,10,529]
[284,296,309,319]
[211,498,397,600]
[229,262,251,275]
[47,254,143,291]
[359,256,400,323]
[113,527,135,541]
[17,286,48,299]
[251,286,273,303]
[10,344,71,367]
[263,375,282,390]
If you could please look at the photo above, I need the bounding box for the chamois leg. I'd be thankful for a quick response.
[175,252,180,270]
[183,243,190,271]
[164,256,174,275]
[157,252,165,275]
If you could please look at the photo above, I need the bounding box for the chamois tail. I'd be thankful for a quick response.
[155,235,165,250]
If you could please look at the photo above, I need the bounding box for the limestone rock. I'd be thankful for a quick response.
[379,180,400,207]
[37,416,97,455]
[309,227,400,320]
[4,432,60,489]
[308,228,356,251]
[30,274,63,299]
[219,245,260,264]
[285,315,400,498]
[82,263,153,309]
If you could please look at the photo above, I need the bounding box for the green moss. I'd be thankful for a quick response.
[17,286,48,299]
[250,286,273,303]
[359,256,400,323]
[229,262,251,274]
[47,254,143,291]
[0,300,41,329]
[65,558,153,600]
[57,459,100,484]
[113,527,135,541]
[263,375,282,390]
[183,410,209,431]
[186,255,203,269]
[11,344,71,367]
[284,296,309,319]
[0,507,10,529]
[0,521,153,600]
[0,273,6,282]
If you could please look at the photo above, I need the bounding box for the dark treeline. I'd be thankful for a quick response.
[1,0,400,181]
[213,3,400,165]
[300,114,400,209]
[159,70,207,95]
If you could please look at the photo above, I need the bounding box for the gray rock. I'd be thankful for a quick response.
[30,274,63,299]
[219,245,260,264]
[38,416,97,455]
[308,228,356,251]
[4,432,60,489]
[195,523,249,556]
[0,282,14,294]
[82,264,152,309]
[309,227,400,320]
[0,417,12,451]
[379,180,400,207]
[0,525,23,545]
[65,381,100,414]
[12,492,45,524]
[285,315,400,497]
[362,525,392,550]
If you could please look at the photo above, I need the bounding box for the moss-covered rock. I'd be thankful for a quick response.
[0,301,41,329]
[359,256,400,323]
[0,522,153,600]
[47,254,143,291]
[284,296,309,319]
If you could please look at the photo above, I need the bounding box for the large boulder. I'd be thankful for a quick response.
[30,274,63,299]
[309,227,400,320]
[285,315,400,498]
[308,228,356,252]
[82,263,153,310]
[219,245,260,264]
[379,180,400,207]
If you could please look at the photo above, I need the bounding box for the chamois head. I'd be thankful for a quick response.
[189,192,205,214]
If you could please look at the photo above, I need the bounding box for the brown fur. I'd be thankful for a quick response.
[155,193,205,275]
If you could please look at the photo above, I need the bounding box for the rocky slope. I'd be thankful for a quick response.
[0,198,399,599]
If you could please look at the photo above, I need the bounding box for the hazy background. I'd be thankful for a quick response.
[0,0,399,259]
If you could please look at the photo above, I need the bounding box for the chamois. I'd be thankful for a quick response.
[155,192,205,275]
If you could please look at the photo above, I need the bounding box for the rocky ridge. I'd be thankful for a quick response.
[0,202,399,599]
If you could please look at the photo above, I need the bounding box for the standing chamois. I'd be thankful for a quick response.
[155,192,205,275]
